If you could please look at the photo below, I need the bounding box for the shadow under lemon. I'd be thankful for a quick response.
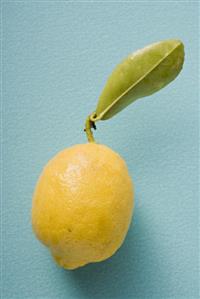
[64,195,166,299]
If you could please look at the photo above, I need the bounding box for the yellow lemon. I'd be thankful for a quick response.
[32,143,134,269]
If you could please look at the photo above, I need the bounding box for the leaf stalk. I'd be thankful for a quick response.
[84,115,96,143]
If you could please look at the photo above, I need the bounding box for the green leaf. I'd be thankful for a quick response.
[92,39,184,121]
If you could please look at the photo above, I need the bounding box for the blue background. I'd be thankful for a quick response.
[2,1,199,299]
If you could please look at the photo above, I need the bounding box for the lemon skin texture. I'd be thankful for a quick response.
[32,143,134,270]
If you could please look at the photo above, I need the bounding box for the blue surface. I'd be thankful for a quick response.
[2,2,199,299]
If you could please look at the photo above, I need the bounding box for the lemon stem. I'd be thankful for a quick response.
[84,115,96,143]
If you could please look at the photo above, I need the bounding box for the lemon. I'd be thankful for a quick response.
[32,143,134,269]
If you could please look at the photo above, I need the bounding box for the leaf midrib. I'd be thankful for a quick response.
[95,41,181,120]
